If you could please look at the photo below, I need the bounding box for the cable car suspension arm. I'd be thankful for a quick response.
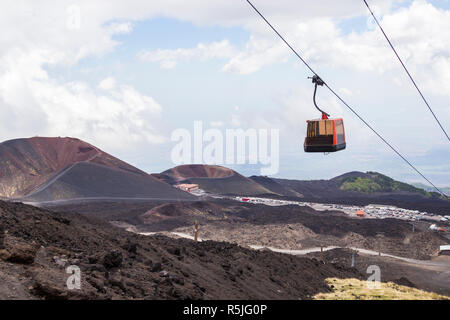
[309,75,330,119]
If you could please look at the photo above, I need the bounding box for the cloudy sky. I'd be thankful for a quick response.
[1,0,449,186]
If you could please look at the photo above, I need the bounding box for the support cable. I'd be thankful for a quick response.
[245,0,447,197]
[363,0,450,142]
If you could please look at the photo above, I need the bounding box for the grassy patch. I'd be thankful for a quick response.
[314,278,450,300]
[338,172,438,197]
[340,177,382,193]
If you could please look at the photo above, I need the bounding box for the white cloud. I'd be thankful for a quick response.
[138,40,237,69]
[107,22,133,35]
[339,88,352,96]
[222,34,291,74]
[222,0,450,91]
[0,59,165,150]
[98,77,116,90]
[0,1,167,151]
[134,0,450,89]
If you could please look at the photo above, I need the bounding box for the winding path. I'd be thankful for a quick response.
[249,245,450,267]
[138,231,450,268]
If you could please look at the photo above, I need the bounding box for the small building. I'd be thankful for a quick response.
[439,245,450,256]
[175,184,199,193]
[356,210,365,217]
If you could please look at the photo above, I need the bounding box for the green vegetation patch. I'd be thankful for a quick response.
[340,177,382,193]
[338,172,438,197]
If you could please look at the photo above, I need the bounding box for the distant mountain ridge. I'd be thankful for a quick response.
[157,165,446,201]
[412,182,450,196]
[156,164,274,196]
[264,172,449,215]
[259,171,443,199]
[0,137,447,213]
[155,165,448,214]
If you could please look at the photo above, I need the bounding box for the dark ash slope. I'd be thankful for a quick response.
[0,200,360,300]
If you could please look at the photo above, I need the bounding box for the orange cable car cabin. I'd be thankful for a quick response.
[304,75,346,153]
[304,117,346,152]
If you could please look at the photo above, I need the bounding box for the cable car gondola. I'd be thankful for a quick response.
[304,75,346,153]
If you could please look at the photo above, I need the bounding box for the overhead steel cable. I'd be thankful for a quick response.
[245,0,447,198]
[363,0,450,142]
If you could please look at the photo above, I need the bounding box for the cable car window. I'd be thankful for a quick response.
[307,122,317,137]
[319,121,325,135]
[316,120,333,135]
[335,120,345,145]
[326,121,333,135]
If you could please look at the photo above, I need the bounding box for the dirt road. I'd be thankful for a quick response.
[139,231,450,268]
